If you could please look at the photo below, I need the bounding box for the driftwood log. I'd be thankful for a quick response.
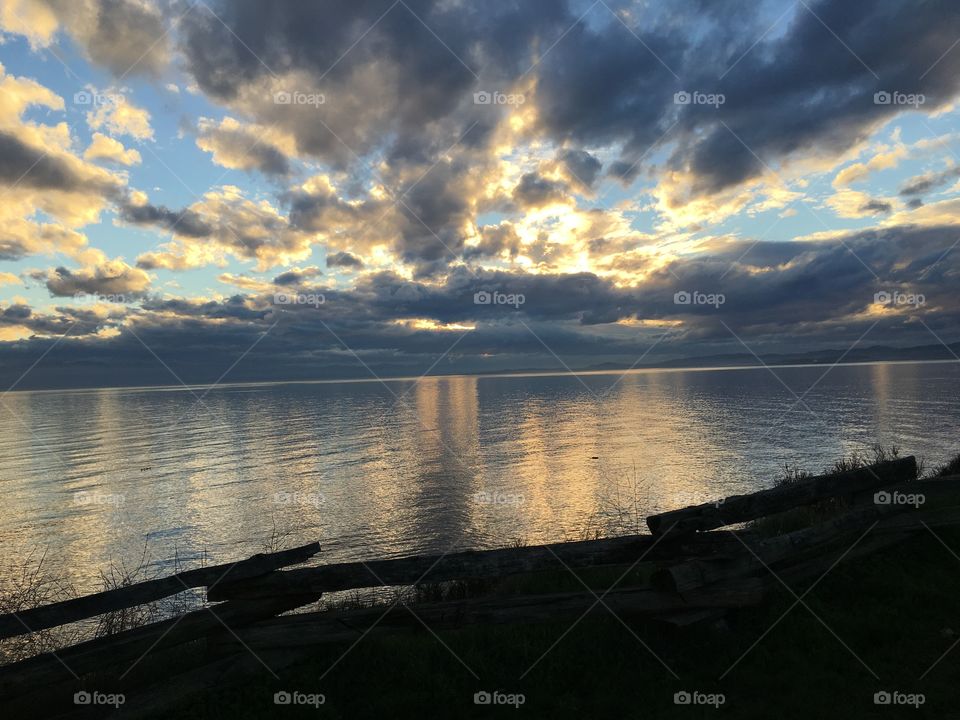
[0,542,320,641]
[208,531,749,602]
[646,456,917,537]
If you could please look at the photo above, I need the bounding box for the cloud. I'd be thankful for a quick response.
[858,198,893,215]
[86,95,154,140]
[3,0,170,76]
[195,116,293,176]
[119,199,213,238]
[0,130,118,194]
[36,257,151,298]
[512,172,570,209]
[899,165,960,197]
[557,148,602,189]
[272,266,323,285]
[326,251,363,269]
[83,132,141,165]
[131,186,314,270]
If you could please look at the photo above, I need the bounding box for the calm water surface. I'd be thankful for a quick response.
[1,361,958,593]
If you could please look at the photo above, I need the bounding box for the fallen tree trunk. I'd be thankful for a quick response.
[652,505,904,592]
[208,531,749,602]
[0,542,320,641]
[646,457,916,537]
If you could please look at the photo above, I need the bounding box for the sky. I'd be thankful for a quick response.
[0,0,959,389]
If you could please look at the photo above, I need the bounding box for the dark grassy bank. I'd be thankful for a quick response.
[169,528,960,719]
[166,455,960,720]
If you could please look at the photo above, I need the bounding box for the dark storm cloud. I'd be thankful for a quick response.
[118,202,213,238]
[859,199,893,215]
[464,224,522,261]
[512,173,569,209]
[39,264,150,298]
[0,303,112,337]
[558,149,603,189]
[42,0,170,77]
[3,222,958,388]
[900,166,960,197]
[532,0,960,196]
[0,131,116,194]
[326,252,363,269]
[669,0,960,193]
[273,266,323,285]
[178,0,569,164]
[174,0,960,203]
[393,159,475,273]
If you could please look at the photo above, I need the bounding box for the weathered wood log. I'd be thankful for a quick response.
[0,592,320,702]
[646,457,917,537]
[655,489,960,594]
[208,531,750,602]
[652,504,904,592]
[0,542,320,641]
[210,577,764,654]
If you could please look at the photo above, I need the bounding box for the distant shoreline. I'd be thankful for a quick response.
[10,357,958,396]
